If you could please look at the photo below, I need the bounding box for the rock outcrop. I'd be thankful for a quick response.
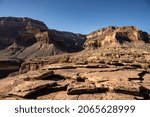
[0,17,150,100]
[0,17,86,60]
[84,26,150,48]
[0,63,149,100]
[0,17,48,49]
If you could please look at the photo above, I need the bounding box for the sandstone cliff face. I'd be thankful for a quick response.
[0,17,48,49]
[0,17,86,60]
[84,26,150,48]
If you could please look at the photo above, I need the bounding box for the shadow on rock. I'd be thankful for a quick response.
[128,70,149,83]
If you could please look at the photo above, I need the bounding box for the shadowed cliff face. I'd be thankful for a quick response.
[48,30,86,53]
[0,17,86,60]
[0,17,48,49]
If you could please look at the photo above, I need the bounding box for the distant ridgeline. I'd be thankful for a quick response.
[0,17,150,60]
[0,17,86,60]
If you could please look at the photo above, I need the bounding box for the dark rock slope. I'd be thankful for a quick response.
[0,17,86,60]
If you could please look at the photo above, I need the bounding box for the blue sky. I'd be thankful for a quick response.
[0,0,150,34]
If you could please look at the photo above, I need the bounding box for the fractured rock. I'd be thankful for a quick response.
[78,93,104,100]
[18,69,54,80]
[67,81,108,95]
[9,80,57,97]
[86,77,109,84]
[67,82,96,95]
[43,64,76,70]
[65,95,79,100]
[54,91,67,100]
[113,81,140,96]
[48,79,71,91]
[102,92,137,100]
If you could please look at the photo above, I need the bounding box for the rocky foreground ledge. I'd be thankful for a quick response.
[0,63,149,100]
[0,17,150,100]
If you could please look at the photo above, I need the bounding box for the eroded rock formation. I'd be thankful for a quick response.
[84,26,150,48]
[0,17,86,60]
[0,17,150,100]
[0,63,149,100]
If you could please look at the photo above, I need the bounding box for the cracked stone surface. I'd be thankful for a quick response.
[0,64,149,100]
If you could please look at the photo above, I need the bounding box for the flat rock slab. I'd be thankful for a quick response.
[65,95,79,100]
[37,92,58,100]
[67,81,108,95]
[43,64,76,70]
[47,80,71,91]
[67,82,96,95]
[76,64,109,68]
[3,96,26,100]
[54,91,67,100]
[54,70,78,79]
[78,93,104,100]
[86,77,109,84]
[18,70,54,80]
[37,91,73,100]
[9,80,57,97]
[105,78,141,96]
[57,80,71,88]
[141,83,150,90]
[113,82,140,96]
[102,93,137,100]
[43,63,109,70]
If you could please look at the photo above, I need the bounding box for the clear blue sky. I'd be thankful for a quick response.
[0,0,150,34]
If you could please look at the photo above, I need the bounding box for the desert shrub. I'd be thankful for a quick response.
[59,55,69,63]
[141,63,149,70]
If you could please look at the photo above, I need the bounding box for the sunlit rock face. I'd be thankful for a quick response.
[84,26,150,48]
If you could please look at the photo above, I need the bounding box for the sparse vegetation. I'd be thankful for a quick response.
[59,55,70,63]
[141,63,150,70]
